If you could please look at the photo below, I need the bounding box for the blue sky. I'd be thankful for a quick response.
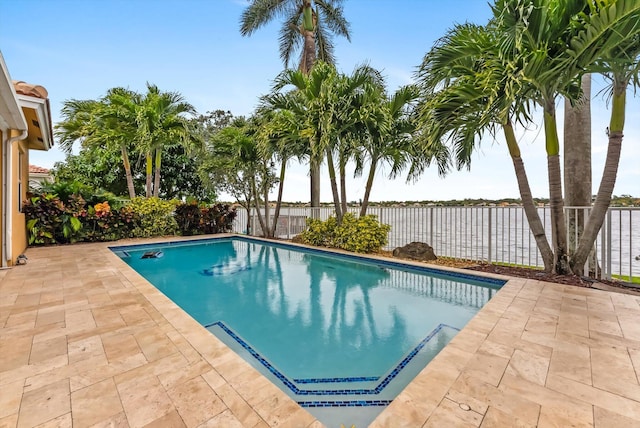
[1,0,638,202]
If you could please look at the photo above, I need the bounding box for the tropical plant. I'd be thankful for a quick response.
[568,1,640,275]
[415,21,555,271]
[137,83,197,197]
[240,0,352,208]
[263,61,391,223]
[198,116,278,237]
[416,0,640,274]
[56,85,198,199]
[200,204,238,234]
[352,84,419,216]
[56,88,140,199]
[299,213,390,253]
[127,197,180,237]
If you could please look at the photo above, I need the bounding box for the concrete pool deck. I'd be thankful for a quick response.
[1,235,639,427]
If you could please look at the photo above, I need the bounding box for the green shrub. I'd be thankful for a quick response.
[83,201,137,242]
[174,202,237,236]
[299,213,390,253]
[127,197,179,238]
[201,203,238,234]
[299,216,337,247]
[23,193,86,244]
[333,213,390,253]
[24,193,64,245]
[175,201,203,236]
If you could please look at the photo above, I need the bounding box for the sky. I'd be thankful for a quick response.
[0,0,638,202]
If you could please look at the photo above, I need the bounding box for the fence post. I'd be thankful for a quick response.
[429,207,433,249]
[487,207,492,264]
[605,209,612,280]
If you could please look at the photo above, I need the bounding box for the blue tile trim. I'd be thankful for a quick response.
[298,400,392,408]
[293,376,380,384]
[109,235,506,287]
[205,321,460,397]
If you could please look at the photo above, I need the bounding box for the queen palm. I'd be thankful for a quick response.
[240,0,351,209]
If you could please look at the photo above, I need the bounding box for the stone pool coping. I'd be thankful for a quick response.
[1,234,639,427]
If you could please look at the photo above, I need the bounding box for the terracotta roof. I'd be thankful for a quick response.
[12,80,48,99]
[29,164,50,174]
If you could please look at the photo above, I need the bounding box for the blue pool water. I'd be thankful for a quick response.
[112,237,503,426]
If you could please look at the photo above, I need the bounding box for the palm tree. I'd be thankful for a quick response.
[568,2,640,275]
[564,74,592,268]
[56,88,140,199]
[354,84,419,217]
[263,62,387,223]
[240,0,351,209]
[416,0,639,275]
[199,117,255,233]
[490,0,639,274]
[137,83,196,197]
[258,108,308,236]
[415,22,556,271]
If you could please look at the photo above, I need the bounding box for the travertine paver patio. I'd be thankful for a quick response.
[0,235,639,428]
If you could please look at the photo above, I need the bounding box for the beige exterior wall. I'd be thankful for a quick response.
[0,128,3,262]
[10,135,29,264]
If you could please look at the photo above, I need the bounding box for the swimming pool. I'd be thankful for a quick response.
[112,237,504,426]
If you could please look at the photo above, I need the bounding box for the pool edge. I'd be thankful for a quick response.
[107,233,518,426]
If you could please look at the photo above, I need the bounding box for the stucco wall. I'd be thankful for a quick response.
[0,128,3,264]
[11,138,29,264]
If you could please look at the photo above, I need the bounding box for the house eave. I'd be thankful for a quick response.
[16,93,53,151]
[0,53,27,132]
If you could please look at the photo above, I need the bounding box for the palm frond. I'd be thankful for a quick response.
[240,0,290,36]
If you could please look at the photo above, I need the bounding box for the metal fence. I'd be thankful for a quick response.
[232,206,639,282]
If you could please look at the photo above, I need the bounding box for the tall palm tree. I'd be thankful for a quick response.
[137,83,195,197]
[240,0,351,209]
[417,0,639,275]
[56,88,140,199]
[354,84,419,217]
[564,74,592,267]
[263,62,386,223]
[415,22,556,271]
[490,0,639,274]
[569,2,640,275]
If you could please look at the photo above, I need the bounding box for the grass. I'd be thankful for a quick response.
[612,274,640,285]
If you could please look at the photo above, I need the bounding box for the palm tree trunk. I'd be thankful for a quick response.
[251,176,268,237]
[564,74,592,260]
[263,167,271,237]
[339,152,348,216]
[325,147,342,222]
[120,144,136,199]
[543,103,570,274]
[271,161,287,236]
[153,148,162,198]
[299,1,316,74]
[300,2,318,207]
[572,77,626,275]
[310,161,320,212]
[145,152,153,198]
[503,122,553,271]
[359,157,378,218]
